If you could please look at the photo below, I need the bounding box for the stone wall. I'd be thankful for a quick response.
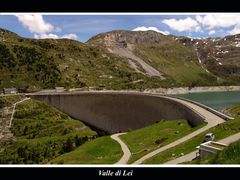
[29,92,205,134]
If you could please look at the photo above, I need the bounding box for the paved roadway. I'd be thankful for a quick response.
[132,96,226,164]
[110,133,131,164]
[165,132,240,164]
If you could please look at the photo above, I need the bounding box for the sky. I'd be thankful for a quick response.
[1,13,240,42]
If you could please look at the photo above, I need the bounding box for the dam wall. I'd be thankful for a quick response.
[29,92,205,134]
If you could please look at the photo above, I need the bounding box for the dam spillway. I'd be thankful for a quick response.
[29,92,205,134]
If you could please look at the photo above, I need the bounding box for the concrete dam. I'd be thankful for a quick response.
[28,92,207,134]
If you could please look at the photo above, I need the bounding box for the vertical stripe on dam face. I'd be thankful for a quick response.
[30,92,205,134]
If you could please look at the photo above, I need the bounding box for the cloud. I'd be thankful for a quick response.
[196,14,240,35]
[132,26,170,35]
[61,33,78,40]
[16,14,78,40]
[34,33,59,39]
[208,30,216,35]
[228,25,240,35]
[162,17,201,32]
[34,33,78,40]
[196,14,240,29]
[15,14,59,34]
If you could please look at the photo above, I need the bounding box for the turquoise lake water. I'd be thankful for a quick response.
[173,91,240,111]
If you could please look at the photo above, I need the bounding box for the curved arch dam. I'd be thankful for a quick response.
[26,92,222,134]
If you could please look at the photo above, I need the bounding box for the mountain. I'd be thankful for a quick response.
[175,35,240,83]
[0,28,239,91]
[87,30,233,86]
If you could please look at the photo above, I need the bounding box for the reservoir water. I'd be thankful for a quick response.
[173,91,240,111]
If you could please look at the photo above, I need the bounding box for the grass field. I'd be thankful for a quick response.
[224,104,240,117]
[144,105,240,164]
[0,99,97,164]
[51,136,123,164]
[0,95,24,108]
[135,42,218,87]
[120,119,205,164]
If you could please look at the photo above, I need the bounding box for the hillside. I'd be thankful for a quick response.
[88,30,218,87]
[51,136,123,164]
[224,104,240,117]
[88,30,240,86]
[175,35,240,83]
[1,28,240,91]
[0,98,97,164]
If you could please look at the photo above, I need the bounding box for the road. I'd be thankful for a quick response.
[165,132,240,164]
[111,133,131,164]
[132,96,226,164]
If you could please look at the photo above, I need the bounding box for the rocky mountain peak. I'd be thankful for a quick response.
[87,30,167,48]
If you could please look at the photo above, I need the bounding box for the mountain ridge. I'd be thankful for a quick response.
[0,28,240,91]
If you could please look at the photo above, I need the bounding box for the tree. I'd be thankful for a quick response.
[63,138,74,153]
[75,135,82,147]
[23,126,28,135]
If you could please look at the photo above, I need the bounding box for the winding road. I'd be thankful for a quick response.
[111,133,131,164]
[132,96,226,164]
[110,95,228,165]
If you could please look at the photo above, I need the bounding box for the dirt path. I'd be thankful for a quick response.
[9,97,30,127]
[0,97,30,142]
[111,132,131,164]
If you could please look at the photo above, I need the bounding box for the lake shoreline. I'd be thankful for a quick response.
[60,86,240,95]
[143,86,240,95]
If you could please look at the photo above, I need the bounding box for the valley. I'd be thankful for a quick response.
[1,26,240,165]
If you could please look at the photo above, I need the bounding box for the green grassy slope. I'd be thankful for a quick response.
[88,30,223,87]
[224,104,240,117]
[0,29,132,90]
[0,99,97,164]
[134,41,218,87]
[51,136,123,164]
[0,29,164,91]
[144,105,240,164]
[1,28,237,91]
[120,119,205,163]
[0,95,24,108]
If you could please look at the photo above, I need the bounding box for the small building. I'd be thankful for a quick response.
[3,88,18,94]
[18,88,28,93]
[197,141,227,158]
[55,87,65,93]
